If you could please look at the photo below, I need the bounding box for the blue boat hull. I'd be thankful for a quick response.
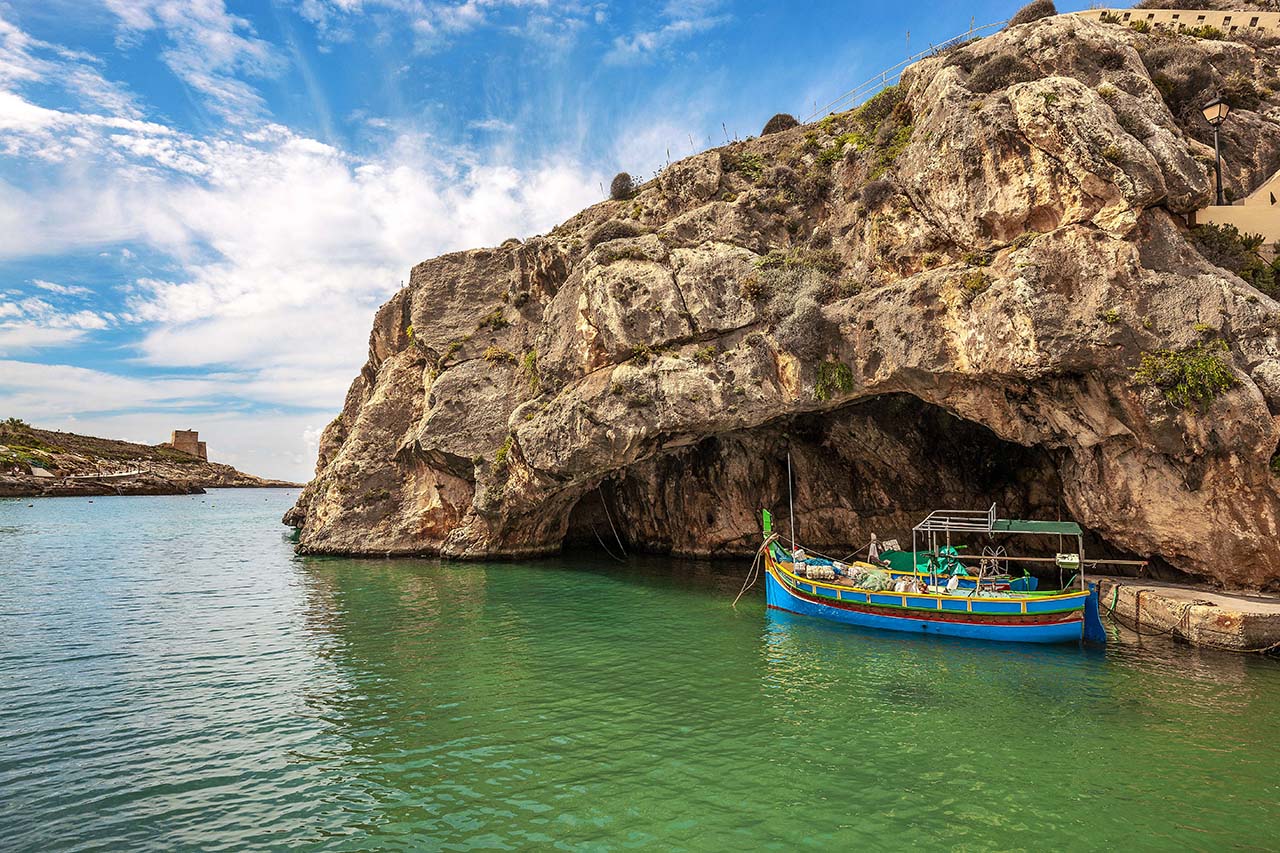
[765,565,1084,644]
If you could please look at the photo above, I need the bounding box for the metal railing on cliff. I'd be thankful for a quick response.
[801,18,1008,123]
[640,17,1008,184]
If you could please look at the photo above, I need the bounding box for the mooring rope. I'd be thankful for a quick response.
[589,521,627,564]
[1102,586,1280,654]
[732,533,780,609]
[598,485,628,557]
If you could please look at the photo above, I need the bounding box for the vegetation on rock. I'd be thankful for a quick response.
[520,350,540,393]
[587,219,644,248]
[761,113,799,135]
[1190,223,1279,297]
[814,360,855,401]
[1133,340,1236,410]
[1006,0,1056,29]
[609,172,636,200]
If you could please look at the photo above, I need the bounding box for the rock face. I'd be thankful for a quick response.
[286,16,1280,590]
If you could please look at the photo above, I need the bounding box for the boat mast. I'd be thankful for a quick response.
[787,450,795,555]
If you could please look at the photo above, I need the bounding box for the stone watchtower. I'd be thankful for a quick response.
[169,429,208,461]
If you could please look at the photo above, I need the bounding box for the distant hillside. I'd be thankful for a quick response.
[0,420,298,498]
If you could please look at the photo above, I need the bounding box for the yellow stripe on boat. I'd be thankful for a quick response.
[769,555,1088,606]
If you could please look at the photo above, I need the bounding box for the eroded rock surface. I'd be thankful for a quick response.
[286,16,1280,589]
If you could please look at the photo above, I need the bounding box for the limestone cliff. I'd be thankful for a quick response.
[286,15,1280,590]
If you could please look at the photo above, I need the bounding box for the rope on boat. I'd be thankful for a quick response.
[732,533,780,609]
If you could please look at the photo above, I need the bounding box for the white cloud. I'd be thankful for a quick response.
[32,279,92,297]
[102,0,283,120]
[606,0,728,64]
[0,13,142,117]
[470,116,515,133]
[0,295,116,354]
[297,0,592,51]
[0,8,609,481]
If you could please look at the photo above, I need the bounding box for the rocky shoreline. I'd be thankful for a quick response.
[0,422,299,498]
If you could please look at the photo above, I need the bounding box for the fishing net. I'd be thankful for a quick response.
[859,570,892,591]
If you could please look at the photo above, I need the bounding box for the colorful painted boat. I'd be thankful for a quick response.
[760,507,1106,645]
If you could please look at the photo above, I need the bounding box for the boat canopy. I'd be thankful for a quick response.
[992,519,1082,536]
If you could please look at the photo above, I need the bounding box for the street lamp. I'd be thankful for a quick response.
[1203,96,1231,205]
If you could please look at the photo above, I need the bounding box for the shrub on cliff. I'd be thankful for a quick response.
[1133,340,1236,410]
[814,360,854,401]
[1140,42,1215,119]
[774,289,829,361]
[609,172,636,200]
[1222,71,1262,111]
[1006,0,1056,29]
[761,113,799,135]
[967,51,1039,93]
[1191,224,1279,297]
[857,178,896,211]
[587,219,643,248]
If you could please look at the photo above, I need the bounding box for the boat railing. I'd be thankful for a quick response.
[911,504,997,534]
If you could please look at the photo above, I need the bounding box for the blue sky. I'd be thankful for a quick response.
[0,0,1095,480]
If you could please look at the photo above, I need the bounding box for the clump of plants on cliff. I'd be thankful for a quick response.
[483,346,516,364]
[1140,42,1214,120]
[817,85,914,178]
[520,350,540,393]
[814,359,854,401]
[761,113,799,135]
[1005,0,1055,29]
[721,150,765,183]
[958,270,992,301]
[610,172,637,200]
[1133,340,1236,410]
[1190,223,1280,298]
[587,219,644,248]
[493,435,515,475]
[856,178,896,212]
[740,247,846,304]
[478,309,510,331]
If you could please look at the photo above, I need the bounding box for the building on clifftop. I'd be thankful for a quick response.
[168,429,207,460]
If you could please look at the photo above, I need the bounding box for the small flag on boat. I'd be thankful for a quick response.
[762,509,773,534]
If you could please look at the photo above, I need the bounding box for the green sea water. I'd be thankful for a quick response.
[2,489,1278,851]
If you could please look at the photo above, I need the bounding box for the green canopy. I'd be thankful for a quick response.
[991,519,1082,536]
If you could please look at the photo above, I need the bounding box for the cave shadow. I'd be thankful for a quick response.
[563,392,1163,585]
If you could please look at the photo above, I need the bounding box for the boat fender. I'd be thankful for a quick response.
[1083,581,1107,645]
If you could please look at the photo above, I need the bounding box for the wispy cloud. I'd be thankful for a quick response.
[0,12,141,116]
[0,295,116,354]
[32,279,92,297]
[102,0,283,120]
[605,0,729,64]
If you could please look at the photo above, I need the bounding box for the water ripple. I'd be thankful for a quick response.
[1,492,1279,850]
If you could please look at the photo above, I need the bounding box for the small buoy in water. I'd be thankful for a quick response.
[27,503,33,507]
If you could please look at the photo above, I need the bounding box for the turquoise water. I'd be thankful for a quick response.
[2,490,1279,851]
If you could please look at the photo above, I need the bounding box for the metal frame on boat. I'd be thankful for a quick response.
[912,504,1086,592]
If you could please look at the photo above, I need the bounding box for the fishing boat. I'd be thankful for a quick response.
[760,506,1107,645]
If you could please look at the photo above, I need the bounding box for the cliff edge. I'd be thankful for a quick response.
[285,15,1280,589]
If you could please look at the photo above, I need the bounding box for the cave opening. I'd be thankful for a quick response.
[564,393,1150,583]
